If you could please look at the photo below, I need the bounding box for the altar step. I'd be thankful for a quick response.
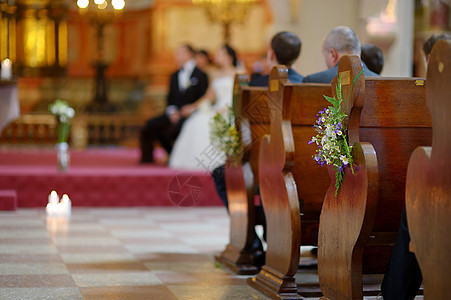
[0,148,222,208]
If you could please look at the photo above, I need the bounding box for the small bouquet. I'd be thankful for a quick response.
[210,109,242,160]
[49,99,75,143]
[309,76,354,195]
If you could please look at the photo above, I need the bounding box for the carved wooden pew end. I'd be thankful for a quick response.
[215,74,269,275]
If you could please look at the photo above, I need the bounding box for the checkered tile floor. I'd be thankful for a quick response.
[0,207,423,299]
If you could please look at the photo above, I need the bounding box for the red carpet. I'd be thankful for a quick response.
[0,148,223,208]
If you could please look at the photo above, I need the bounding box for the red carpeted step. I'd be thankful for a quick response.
[0,190,17,211]
[0,148,223,208]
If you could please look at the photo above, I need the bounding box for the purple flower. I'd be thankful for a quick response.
[338,165,343,172]
[320,161,326,167]
[308,140,313,145]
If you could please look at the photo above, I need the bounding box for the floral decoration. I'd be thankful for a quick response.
[210,109,242,160]
[49,99,75,144]
[309,75,354,196]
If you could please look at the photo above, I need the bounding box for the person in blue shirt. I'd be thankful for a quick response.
[303,26,379,83]
[249,31,304,86]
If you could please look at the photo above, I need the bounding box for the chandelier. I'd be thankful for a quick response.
[77,0,125,10]
[193,0,258,43]
[77,0,125,26]
[76,0,126,113]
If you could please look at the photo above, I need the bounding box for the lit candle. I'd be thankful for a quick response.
[1,59,12,80]
[48,190,59,205]
[46,203,57,216]
[46,190,60,217]
[60,194,72,217]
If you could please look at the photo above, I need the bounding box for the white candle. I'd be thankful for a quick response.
[60,194,72,217]
[48,190,59,205]
[46,203,58,216]
[1,59,12,80]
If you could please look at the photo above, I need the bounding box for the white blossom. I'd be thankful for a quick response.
[340,155,349,165]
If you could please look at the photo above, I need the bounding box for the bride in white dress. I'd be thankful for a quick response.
[169,45,238,170]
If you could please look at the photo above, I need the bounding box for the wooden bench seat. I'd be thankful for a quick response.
[318,56,431,299]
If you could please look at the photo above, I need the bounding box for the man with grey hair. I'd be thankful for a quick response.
[303,25,379,83]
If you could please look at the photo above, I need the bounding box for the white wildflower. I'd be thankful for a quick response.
[340,155,349,165]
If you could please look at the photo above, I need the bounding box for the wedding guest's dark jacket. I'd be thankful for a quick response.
[249,68,304,87]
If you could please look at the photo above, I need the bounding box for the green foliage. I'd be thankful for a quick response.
[49,99,75,144]
[210,109,242,160]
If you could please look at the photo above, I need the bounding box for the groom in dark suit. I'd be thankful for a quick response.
[140,44,209,163]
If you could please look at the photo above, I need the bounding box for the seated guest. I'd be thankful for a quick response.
[381,208,422,300]
[169,45,238,170]
[250,54,270,84]
[213,31,304,208]
[139,44,209,163]
[250,31,304,86]
[361,44,384,75]
[303,26,379,83]
[422,32,451,61]
[381,33,451,300]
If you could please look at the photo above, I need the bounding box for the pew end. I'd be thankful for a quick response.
[215,73,270,275]
[249,66,333,299]
[406,39,451,299]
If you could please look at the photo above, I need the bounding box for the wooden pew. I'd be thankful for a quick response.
[215,73,270,275]
[318,56,431,299]
[248,59,429,299]
[248,66,331,299]
[406,40,451,299]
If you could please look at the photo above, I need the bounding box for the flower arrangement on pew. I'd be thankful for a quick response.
[210,109,242,160]
[309,75,354,195]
